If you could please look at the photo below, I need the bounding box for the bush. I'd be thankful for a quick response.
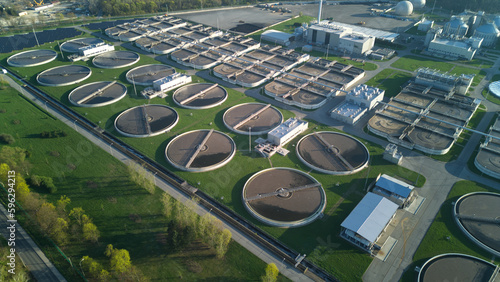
[0,133,15,144]
[29,175,57,193]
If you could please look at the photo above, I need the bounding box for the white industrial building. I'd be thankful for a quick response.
[261,29,294,46]
[153,73,191,93]
[415,68,474,95]
[340,192,399,254]
[68,43,115,62]
[141,73,191,99]
[346,84,384,110]
[267,118,308,146]
[330,102,367,125]
[427,37,482,60]
[255,118,308,158]
[372,174,416,208]
[330,84,384,125]
[307,22,375,55]
[79,43,115,57]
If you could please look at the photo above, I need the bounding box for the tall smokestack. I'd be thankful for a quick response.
[318,0,323,23]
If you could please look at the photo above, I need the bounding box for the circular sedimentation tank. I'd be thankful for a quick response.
[296,131,369,175]
[92,51,140,69]
[173,83,227,109]
[37,65,92,86]
[418,253,497,282]
[165,129,236,172]
[454,192,500,256]
[7,49,57,67]
[126,64,175,86]
[223,103,283,135]
[242,168,326,227]
[60,38,105,53]
[68,81,127,107]
[114,104,178,137]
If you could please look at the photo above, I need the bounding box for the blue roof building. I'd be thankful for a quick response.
[373,174,416,208]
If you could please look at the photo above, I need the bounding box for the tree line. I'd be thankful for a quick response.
[434,0,500,14]
[88,0,261,16]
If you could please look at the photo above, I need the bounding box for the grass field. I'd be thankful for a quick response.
[0,86,286,281]
[364,68,413,98]
[0,34,427,281]
[391,55,455,73]
[400,180,500,282]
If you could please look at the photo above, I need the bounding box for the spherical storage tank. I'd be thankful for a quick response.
[410,0,425,9]
[395,1,413,16]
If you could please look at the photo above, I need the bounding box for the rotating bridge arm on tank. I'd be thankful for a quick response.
[233,104,271,130]
[456,214,500,224]
[313,132,354,170]
[42,71,89,77]
[108,55,139,61]
[185,129,214,168]
[140,105,152,135]
[245,183,322,202]
[76,81,117,105]
[179,84,219,105]
[19,54,56,60]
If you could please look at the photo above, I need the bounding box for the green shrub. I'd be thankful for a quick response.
[29,175,57,193]
[0,133,15,144]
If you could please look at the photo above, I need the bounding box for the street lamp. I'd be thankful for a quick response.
[80,258,85,277]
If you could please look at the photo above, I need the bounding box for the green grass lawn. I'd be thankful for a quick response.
[0,86,288,281]
[364,68,413,98]
[449,66,486,86]
[1,34,427,281]
[401,180,500,282]
[483,88,500,105]
[391,55,455,73]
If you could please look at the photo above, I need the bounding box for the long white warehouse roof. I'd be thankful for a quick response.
[341,192,398,243]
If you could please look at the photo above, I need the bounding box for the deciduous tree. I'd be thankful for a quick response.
[262,263,279,282]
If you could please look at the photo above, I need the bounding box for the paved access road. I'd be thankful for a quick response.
[0,204,66,281]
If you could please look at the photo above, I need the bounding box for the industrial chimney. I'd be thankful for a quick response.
[318,0,323,23]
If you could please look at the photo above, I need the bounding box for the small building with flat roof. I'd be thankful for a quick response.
[372,174,416,208]
[330,101,366,125]
[267,118,308,146]
[340,192,399,254]
[261,29,294,46]
[346,84,384,110]
[330,84,383,125]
